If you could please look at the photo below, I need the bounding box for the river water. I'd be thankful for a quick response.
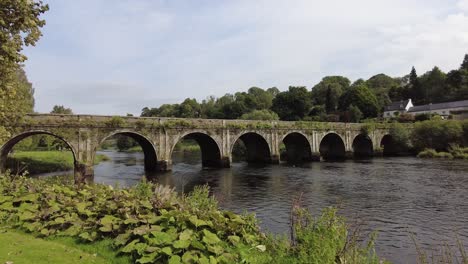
[48,150,468,263]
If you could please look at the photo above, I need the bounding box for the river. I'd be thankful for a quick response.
[43,150,468,263]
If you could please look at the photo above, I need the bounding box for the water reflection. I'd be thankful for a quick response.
[40,150,468,264]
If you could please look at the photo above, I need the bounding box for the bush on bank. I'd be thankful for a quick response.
[0,174,383,264]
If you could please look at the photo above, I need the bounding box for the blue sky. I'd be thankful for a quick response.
[23,0,468,115]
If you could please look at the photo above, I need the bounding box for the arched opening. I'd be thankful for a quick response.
[282,132,313,164]
[171,132,222,168]
[319,133,346,160]
[96,132,158,172]
[380,135,398,156]
[352,134,373,158]
[0,131,76,176]
[232,132,271,163]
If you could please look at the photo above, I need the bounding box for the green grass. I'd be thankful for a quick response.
[6,151,110,174]
[0,228,130,264]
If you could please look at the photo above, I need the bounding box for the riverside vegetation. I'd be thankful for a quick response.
[0,173,384,264]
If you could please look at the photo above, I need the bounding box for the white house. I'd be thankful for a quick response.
[383,99,468,119]
[383,99,413,118]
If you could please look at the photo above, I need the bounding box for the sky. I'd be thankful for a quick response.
[23,0,468,115]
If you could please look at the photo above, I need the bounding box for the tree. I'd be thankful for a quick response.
[177,98,201,118]
[51,105,73,114]
[311,76,351,113]
[339,83,379,118]
[0,0,48,143]
[418,67,446,103]
[461,54,468,71]
[239,109,279,120]
[271,86,312,121]
[366,74,398,112]
[348,104,363,123]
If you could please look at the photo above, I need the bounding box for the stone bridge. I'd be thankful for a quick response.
[0,114,396,183]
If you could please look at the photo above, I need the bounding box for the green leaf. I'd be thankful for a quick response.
[179,229,193,241]
[173,239,191,249]
[120,239,140,253]
[168,255,181,264]
[136,252,159,263]
[160,247,172,255]
[207,245,224,255]
[149,231,173,245]
[191,240,206,250]
[202,229,220,245]
[182,251,198,263]
[189,215,208,227]
[228,235,240,245]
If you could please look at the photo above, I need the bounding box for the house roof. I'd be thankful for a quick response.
[408,100,468,113]
[384,99,411,111]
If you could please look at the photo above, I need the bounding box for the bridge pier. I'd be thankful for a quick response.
[74,163,94,184]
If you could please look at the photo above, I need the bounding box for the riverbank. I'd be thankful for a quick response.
[0,228,131,264]
[6,151,110,174]
[417,146,468,160]
[0,174,384,264]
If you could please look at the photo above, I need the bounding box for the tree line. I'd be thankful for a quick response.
[142,54,468,122]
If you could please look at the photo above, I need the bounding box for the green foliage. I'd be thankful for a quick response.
[339,82,379,119]
[51,105,73,114]
[0,0,48,143]
[389,123,411,152]
[116,135,139,152]
[418,146,468,159]
[348,104,363,123]
[0,175,384,264]
[0,176,266,263]
[239,109,279,121]
[105,116,125,128]
[272,86,312,121]
[6,151,109,174]
[411,120,463,151]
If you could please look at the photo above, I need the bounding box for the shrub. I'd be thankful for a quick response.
[105,116,125,128]
[411,120,463,151]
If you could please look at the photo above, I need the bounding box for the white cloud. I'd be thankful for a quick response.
[23,0,468,115]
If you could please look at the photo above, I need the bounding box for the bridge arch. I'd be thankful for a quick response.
[231,132,271,163]
[98,131,158,171]
[281,132,313,164]
[380,134,398,156]
[319,132,346,160]
[352,134,373,158]
[171,131,223,168]
[0,130,77,173]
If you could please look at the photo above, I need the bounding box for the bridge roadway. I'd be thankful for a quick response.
[0,114,394,183]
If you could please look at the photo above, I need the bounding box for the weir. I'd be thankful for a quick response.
[0,114,396,184]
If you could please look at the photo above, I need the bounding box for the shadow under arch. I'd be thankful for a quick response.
[232,132,271,163]
[319,133,346,160]
[98,131,158,171]
[171,132,222,168]
[282,132,313,164]
[380,134,397,156]
[0,130,77,173]
[352,134,373,158]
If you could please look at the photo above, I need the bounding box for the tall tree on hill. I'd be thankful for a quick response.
[461,54,468,70]
[419,67,446,103]
[0,0,48,143]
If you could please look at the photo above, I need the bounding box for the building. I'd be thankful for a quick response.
[383,99,413,118]
[384,99,468,119]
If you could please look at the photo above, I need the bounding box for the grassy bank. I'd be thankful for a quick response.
[6,151,110,174]
[417,146,468,160]
[0,228,130,264]
[0,174,383,264]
